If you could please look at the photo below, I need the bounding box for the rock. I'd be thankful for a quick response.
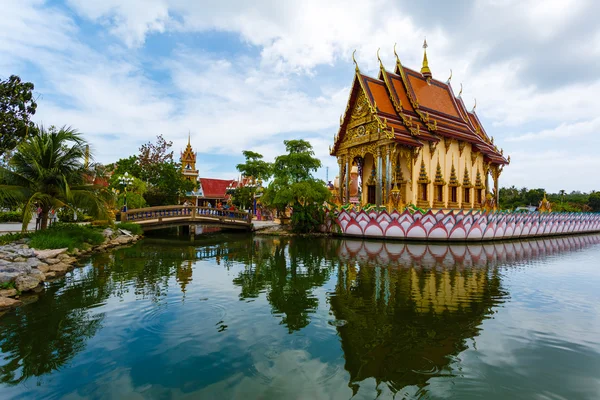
[26,258,43,268]
[36,264,50,273]
[45,258,61,265]
[0,288,18,297]
[29,269,45,282]
[119,229,133,237]
[0,272,19,284]
[103,228,114,238]
[0,297,21,309]
[16,248,34,257]
[57,253,71,260]
[34,248,68,260]
[0,262,32,275]
[14,256,27,262]
[49,263,71,273]
[44,272,57,279]
[14,275,41,292]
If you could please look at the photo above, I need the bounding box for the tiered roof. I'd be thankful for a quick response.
[332,44,509,166]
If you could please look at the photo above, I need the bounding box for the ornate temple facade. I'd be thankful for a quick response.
[330,42,510,210]
[181,134,200,187]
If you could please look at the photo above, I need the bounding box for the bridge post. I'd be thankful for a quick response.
[192,206,197,220]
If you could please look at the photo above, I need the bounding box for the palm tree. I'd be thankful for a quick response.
[0,125,112,230]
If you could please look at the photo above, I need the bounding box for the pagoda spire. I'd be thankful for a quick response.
[421,38,432,79]
[187,131,191,146]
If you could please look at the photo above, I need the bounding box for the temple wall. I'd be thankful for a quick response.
[324,209,600,241]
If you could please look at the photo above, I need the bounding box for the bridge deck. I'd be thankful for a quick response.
[122,205,253,231]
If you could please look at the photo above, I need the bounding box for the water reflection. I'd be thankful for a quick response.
[0,233,598,397]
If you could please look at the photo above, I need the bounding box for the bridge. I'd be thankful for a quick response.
[121,205,254,231]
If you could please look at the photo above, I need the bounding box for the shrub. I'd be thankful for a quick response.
[56,208,85,223]
[0,211,22,222]
[116,222,143,235]
[0,232,29,245]
[291,203,325,234]
[29,223,104,250]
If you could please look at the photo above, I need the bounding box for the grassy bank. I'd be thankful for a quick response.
[28,223,105,250]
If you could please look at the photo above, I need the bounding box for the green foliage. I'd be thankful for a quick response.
[116,191,147,210]
[0,125,112,230]
[499,186,597,212]
[109,137,194,207]
[0,281,16,290]
[29,223,104,250]
[261,140,330,233]
[0,232,29,245]
[0,210,21,222]
[236,150,272,181]
[0,75,38,156]
[116,222,143,235]
[229,186,254,210]
[589,192,600,212]
[291,203,326,233]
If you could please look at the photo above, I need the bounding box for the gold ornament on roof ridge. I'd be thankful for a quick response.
[352,49,359,72]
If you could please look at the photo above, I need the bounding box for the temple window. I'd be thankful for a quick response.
[367,186,376,204]
[477,189,482,205]
[464,187,471,203]
[451,187,457,203]
[436,185,443,202]
[421,183,428,201]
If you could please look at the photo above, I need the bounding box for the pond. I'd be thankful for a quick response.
[1,233,600,399]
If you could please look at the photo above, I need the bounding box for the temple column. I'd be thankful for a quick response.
[385,146,392,204]
[338,157,344,203]
[345,156,351,203]
[376,147,383,206]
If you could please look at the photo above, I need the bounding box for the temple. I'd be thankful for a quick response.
[330,41,510,210]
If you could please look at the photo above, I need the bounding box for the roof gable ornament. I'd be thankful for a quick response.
[352,49,359,72]
[458,83,463,98]
[472,98,477,113]
[421,38,432,80]
[446,69,452,84]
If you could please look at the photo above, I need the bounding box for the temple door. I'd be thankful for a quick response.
[367,185,376,204]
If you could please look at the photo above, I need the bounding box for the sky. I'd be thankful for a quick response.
[2,0,599,192]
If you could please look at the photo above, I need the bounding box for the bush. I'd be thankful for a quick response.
[29,223,105,250]
[0,232,30,245]
[0,211,22,222]
[116,222,143,235]
[291,203,325,234]
[56,208,85,223]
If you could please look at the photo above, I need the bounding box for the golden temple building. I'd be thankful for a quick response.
[181,133,199,188]
[330,41,509,209]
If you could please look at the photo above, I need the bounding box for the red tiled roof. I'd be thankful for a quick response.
[199,178,236,199]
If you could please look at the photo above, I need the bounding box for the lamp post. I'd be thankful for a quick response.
[119,172,134,212]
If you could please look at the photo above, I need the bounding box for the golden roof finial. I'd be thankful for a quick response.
[377,47,383,68]
[393,42,398,59]
[352,49,359,72]
[472,98,477,112]
[447,69,452,84]
[421,37,432,78]
[458,83,463,97]
[187,131,191,146]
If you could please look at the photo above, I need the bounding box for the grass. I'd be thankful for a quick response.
[0,232,30,245]
[29,223,105,251]
[116,222,143,236]
[0,281,16,290]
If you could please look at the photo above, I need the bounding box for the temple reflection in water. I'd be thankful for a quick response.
[329,234,600,392]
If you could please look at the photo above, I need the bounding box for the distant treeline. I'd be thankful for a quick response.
[499,187,600,212]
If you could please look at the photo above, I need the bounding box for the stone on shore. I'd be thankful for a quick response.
[49,263,71,273]
[15,274,42,292]
[0,288,18,297]
[34,248,68,260]
[36,264,50,273]
[0,272,20,284]
[45,258,61,265]
[0,297,22,309]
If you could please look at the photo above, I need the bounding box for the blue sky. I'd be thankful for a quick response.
[2,0,600,192]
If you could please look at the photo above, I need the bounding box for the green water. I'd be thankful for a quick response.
[1,233,600,399]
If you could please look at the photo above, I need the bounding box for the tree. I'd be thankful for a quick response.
[262,140,330,233]
[138,134,173,182]
[0,126,111,230]
[236,150,272,182]
[589,191,600,212]
[0,75,38,156]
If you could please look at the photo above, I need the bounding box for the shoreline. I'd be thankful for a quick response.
[0,228,142,313]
